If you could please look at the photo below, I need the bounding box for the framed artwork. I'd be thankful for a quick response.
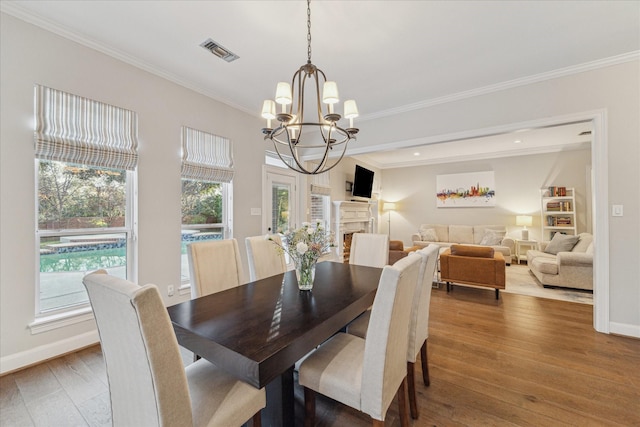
[436,171,496,208]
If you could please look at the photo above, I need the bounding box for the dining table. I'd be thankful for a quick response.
[167,260,383,427]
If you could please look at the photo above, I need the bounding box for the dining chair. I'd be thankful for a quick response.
[82,270,265,427]
[348,233,389,267]
[187,238,245,298]
[298,254,422,427]
[245,234,287,281]
[346,245,440,419]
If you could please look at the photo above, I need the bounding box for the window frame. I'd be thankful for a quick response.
[33,160,137,321]
[180,180,233,290]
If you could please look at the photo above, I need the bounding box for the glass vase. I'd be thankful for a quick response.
[295,258,316,291]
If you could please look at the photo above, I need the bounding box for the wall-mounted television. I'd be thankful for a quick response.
[351,165,374,199]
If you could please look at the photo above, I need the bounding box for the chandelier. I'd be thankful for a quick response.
[261,0,358,175]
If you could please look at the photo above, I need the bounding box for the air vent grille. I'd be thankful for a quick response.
[200,38,239,62]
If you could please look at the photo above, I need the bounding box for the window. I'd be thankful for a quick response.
[34,86,138,316]
[180,127,234,285]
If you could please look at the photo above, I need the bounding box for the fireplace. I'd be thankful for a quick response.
[342,230,363,263]
[333,201,377,262]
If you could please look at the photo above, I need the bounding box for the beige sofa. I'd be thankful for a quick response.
[527,233,593,290]
[411,224,515,265]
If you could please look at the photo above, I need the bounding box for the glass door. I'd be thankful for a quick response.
[264,169,298,235]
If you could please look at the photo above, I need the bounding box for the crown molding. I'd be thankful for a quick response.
[360,51,639,122]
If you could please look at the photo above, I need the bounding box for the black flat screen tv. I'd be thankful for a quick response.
[351,165,374,199]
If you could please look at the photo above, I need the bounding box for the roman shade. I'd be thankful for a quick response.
[181,126,234,183]
[34,85,139,170]
[310,165,331,195]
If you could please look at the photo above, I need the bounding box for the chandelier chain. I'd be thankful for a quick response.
[307,0,312,63]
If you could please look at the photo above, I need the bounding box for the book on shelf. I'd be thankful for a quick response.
[546,216,573,226]
[547,186,567,197]
[546,201,572,212]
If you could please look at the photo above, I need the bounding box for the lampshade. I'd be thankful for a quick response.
[322,81,339,104]
[383,202,397,211]
[344,100,359,119]
[261,100,276,119]
[275,82,292,105]
[516,215,533,227]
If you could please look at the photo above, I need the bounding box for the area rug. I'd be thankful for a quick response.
[503,263,593,305]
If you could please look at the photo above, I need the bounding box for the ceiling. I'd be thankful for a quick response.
[2,1,638,167]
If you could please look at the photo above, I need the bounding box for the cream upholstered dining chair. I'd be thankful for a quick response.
[187,238,245,298]
[245,234,287,281]
[298,254,422,427]
[346,245,440,419]
[82,270,265,427]
[349,233,389,267]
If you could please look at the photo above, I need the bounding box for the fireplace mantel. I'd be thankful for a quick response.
[333,200,378,261]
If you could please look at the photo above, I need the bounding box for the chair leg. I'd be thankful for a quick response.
[495,288,500,300]
[407,361,419,419]
[252,411,261,427]
[303,387,315,427]
[397,377,410,427]
[421,340,430,386]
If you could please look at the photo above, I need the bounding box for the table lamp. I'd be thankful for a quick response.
[516,215,533,240]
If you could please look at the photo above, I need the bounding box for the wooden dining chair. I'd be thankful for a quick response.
[298,254,422,427]
[245,234,287,281]
[349,233,389,267]
[82,270,265,427]
[346,245,440,419]
[187,238,245,298]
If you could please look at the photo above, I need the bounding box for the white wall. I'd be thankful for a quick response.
[380,149,592,245]
[0,14,266,371]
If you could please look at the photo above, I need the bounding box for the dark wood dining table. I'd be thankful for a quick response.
[167,260,382,427]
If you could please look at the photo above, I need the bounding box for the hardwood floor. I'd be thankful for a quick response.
[2,287,639,426]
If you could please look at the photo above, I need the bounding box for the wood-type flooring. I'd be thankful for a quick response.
[2,286,639,426]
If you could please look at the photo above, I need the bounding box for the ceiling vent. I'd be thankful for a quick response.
[200,38,239,62]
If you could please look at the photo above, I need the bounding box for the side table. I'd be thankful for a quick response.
[515,239,538,264]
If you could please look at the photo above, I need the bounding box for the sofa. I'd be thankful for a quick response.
[527,232,593,290]
[440,245,506,299]
[411,224,515,264]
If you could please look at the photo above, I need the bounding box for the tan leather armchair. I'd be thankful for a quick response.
[440,244,506,299]
[389,240,407,264]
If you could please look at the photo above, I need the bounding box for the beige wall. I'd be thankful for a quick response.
[379,149,592,245]
[0,14,266,370]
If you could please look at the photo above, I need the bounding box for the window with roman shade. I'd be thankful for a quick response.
[180,126,234,286]
[33,85,137,320]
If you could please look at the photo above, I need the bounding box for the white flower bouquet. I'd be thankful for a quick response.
[268,221,334,290]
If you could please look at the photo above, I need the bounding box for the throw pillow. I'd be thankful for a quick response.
[544,233,580,255]
[479,230,503,246]
[420,228,438,242]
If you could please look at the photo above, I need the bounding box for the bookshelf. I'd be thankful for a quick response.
[540,186,576,241]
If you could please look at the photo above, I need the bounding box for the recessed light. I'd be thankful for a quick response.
[413,152,420,156]
[514,140,522,144]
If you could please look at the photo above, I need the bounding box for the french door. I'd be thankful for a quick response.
[263,167,299,235]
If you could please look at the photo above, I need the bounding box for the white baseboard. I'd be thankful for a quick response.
[609,321,640,339]
[0,331,100,375]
